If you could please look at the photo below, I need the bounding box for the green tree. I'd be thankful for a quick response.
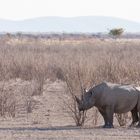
[109,28,124,38]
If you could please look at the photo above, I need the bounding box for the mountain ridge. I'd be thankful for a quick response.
[0,16,140,33]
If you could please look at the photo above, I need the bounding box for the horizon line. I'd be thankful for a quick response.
[0,15,140,23]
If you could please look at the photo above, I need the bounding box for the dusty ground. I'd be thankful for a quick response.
[0,79,140,140]
[0,127,140,140]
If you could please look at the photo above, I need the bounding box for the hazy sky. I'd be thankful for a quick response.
[0,0,140,22]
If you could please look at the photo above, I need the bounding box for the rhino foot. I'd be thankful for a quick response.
[103,124,114,128]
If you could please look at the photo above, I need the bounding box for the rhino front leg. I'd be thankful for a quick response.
[98,109,107,127]
[98,109,107,128]
[104,105,114,128]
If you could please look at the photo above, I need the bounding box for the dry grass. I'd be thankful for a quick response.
[0,35,140,85]
[0,34,140,139]
[0,35,140,118]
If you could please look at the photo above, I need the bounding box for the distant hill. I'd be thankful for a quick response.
[0,16,140,33]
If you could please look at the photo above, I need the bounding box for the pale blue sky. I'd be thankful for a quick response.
[0,0,140,22]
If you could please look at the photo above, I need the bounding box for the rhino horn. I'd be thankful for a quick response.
[75,96,81,104]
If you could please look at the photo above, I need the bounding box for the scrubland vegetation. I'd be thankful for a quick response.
[1,34,140,83]
[1,34,140,118]
[0,34,140,139]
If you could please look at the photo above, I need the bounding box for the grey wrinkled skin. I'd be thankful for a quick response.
[76,82,140,128]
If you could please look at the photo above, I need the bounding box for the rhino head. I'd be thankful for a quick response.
[75,89,95,111]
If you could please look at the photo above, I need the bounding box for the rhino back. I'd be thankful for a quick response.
[95,82,138,113]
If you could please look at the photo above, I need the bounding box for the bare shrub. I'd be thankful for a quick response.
[62,68,88,126]
[62,95,87,126]
[31,79,44,96]
[92,108,99,126]
[62,70,99,127]
[0,83,16,117]
[21,80,43,114]
[31,68,46,96]
[115,113,131,126]
[80,108,99,127]
[0,79,44,118]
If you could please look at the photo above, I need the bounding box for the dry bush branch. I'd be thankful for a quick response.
[62,68,88,126]
[0,82,16,117]
[115,113,131,126]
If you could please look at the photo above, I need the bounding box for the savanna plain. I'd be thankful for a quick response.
[0,34,140,139]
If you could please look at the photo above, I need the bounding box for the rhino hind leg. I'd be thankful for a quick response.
[130,107,139,127]
[136,96,140,128]
[136,110,140,127]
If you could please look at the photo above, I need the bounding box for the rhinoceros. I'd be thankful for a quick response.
[75,82,140,128]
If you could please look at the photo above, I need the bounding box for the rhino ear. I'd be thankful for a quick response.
[75,96,81,104]
[84,88,89,93]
